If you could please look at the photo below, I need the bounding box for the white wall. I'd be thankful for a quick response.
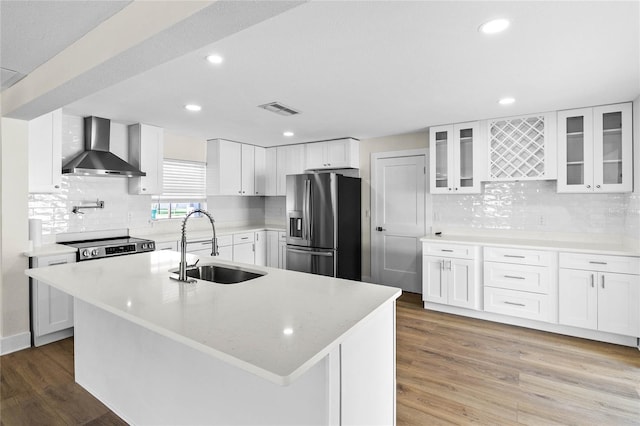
[0,118,30,350]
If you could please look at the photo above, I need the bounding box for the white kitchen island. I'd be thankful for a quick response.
[25,250,400,425]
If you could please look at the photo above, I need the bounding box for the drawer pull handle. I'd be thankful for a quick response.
[591,274,594,288]
[504,255,525,258]
[241,237,249,240]
[504,301,526,307]
[441,249,454,252]
[504,275,525,280]
[588,261,607,265]
[601,275,605,289]
[49,261,68,266]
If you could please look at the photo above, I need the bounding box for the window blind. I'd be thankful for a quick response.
[155,159,206,200]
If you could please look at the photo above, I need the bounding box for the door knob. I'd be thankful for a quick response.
[376,226,386,232]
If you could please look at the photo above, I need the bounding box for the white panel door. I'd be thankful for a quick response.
[597,272,639,336]
[372,152,426,293]
[448,258,476,309]
[254,231,267,266]
[422,256,446,303]
[558,269,597,330]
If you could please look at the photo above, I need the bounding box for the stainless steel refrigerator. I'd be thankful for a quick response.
[286,173,361,280]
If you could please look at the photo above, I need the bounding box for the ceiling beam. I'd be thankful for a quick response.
[1,0,305,120]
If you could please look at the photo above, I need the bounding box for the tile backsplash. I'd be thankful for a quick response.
[28,176,152,242]
[432,181,638,242]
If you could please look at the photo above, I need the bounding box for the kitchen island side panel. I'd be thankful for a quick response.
[74,299,334,426]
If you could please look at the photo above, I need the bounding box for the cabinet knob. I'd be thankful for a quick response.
[238,191,242,194]
[586,185,591,188]
[54,185,60,189]
[596,185,601,189]
[454,187,458,191]
[448,188,452,191]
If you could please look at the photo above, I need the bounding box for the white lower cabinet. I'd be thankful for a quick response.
[422,243,481,310]
[254,231,266,266]
[266,231,280,267]
[186,235,233,261]
[155,241,177,251]
[233,232,255,264]
[31,253,77,346]
[559,253,639,336]
[278,231,287,269]
[483,246,558,323]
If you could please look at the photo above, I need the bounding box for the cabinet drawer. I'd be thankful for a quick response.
[484,287,555,322]
[559,252,640,274]
[484,246,554,266]
[233,232,255,244]
[484,262,553,294]
[422,242,479,260]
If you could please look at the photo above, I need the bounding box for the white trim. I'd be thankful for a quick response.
[0,331,31,355]
[423,301,639,348]
[370,149,428,284]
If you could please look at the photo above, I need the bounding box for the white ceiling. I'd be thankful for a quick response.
[2,1,639,147]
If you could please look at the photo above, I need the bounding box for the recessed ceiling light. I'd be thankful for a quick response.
[498,97,515,105]
[479,18,510,34]
[283,131,294,137]
[184,104,202,112]
[206,54,224,65]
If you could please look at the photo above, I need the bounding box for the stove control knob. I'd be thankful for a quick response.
[91,249,99,256]
[148,242,154,250]
[82,249,90,258]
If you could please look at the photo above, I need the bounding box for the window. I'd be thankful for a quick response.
[151,160,206,219]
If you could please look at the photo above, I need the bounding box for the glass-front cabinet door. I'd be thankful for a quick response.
[558,102,632,193]
[429,122,481,194]
[593,103,632,192]
[453,122,480,193]
[430,125,452,193]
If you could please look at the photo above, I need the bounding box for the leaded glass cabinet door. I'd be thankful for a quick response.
[593,103,632,193]
[453,122,480,194]
[557,108,594,193]
[429,125,454,193]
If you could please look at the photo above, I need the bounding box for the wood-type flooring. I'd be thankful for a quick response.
[1,292,639,425]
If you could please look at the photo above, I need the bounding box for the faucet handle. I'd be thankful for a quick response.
[186,258,200,269]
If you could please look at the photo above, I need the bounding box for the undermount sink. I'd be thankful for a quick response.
[171,264,265,284]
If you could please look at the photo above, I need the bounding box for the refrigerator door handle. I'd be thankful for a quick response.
[303,179,312,242]
[287,248,334,257]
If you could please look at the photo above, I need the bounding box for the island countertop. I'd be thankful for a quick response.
[25,250,400,386]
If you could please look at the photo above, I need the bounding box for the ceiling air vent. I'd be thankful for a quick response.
[258,102,301,116]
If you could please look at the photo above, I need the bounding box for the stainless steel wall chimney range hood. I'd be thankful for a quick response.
[62,116,146,177]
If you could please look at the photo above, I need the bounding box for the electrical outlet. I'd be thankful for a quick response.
[538,215,545,226]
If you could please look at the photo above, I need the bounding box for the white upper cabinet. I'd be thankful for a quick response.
[305,138,359,170]
[557,102,632,193]
[486,112,557,181]
[241,144,255,196]
[128,123,164,195]
[207,139,260,196]
[276,144,305,195]
[28,109,63,193]
[264,147,277,196]
[429,122,481,194]
[254,146,266,196]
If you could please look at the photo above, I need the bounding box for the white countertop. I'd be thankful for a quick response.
[25,251,400,385]
[23,243,78,258]
[420,233,640,257]
[132,225,286,244]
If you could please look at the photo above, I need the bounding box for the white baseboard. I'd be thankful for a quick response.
[0,331,31,355]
